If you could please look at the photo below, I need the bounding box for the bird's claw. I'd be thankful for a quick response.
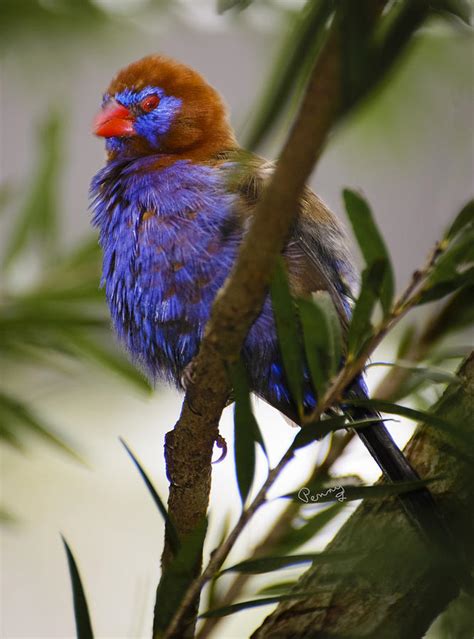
[212,434,227,464]
[180,361,198,391]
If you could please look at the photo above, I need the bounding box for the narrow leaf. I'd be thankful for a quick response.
[298,293,340,400]
[217,0,252,12]
[270,258,305,414]
[347,260,386,357]
[62,537,94,639]
[274,503,344,554]
[343,189,395,314]
[417,267,474,305]
[291,416,346,450]
[445,199,474,240]
[3,113,62,268]
[0,391,82,462]
[200,592,327,619]
[230,359,268,505]
[345,398,474,448]
[285,478,434,503]
[65,332,152,394]
[244,0,335,149]
[220,551,352,575]
[120,439,180,554]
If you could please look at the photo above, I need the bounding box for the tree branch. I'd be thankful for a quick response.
[154,13,349,639]
[252,353,474,639]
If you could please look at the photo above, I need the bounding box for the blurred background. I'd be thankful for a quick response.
[1,1,473,637]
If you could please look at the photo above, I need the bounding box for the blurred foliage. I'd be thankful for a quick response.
[0,112,151,470]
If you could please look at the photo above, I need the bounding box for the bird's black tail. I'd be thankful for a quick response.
[353,404,456,553]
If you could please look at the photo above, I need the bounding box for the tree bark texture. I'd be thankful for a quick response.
[252,353,474,639]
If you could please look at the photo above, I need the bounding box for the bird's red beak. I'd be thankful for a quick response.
[93,100,136,138]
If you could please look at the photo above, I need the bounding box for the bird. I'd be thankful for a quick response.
[90,54,446,543]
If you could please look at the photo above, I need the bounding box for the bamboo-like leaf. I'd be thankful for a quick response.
[274,503,344,554]
[298,292,341,400]
[343,189,395,315]
[284,478,434,503]
[428,231,474,286]
[432,0,472,25]
[347,260,386,357]
[65,332,152,393]
[369,361,459,386]
[445,199,474,240]
[345,397,474,448]
[229,360,267,504]
[257,581,297,596]
[3,113,62,269]
[0,391,82,461]
[312,291,343,376]
[220,551,353,576]
[291,416,346,451]
[395,323,417,359]
[154,518,208,634]
[244,0,336,149]
[270,258,305,414]
[62,537,94,639]
[120,439,180,554]
[417,267,474,305]
[424,285,474,337]
[217,0,252,13]
[199,592,327,619]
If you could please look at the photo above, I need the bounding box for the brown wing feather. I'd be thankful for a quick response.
[215,149,357,336]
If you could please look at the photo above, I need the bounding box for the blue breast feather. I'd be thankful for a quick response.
[91,157,356,413]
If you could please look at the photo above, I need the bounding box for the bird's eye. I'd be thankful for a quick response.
[139,95,160,113]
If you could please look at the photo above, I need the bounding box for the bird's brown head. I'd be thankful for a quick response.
[93,55,236,161]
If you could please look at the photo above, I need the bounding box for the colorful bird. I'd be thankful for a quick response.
[91,55,441,538]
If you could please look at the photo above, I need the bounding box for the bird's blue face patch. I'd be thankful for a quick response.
[104,86,182,154]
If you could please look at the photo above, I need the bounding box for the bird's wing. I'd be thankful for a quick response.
[215,149,358,337]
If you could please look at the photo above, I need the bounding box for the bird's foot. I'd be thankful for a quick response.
[212,434,227,464]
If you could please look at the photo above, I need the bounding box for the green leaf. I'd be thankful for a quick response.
[3,113,63,269]
[395,323,417,359]
[425,285,474,338]
[217,0,252,13]
[154,518,208,633]
[274,503,344,554]
[347,259,386,357]
[0,391,82,461]
[257,581,298,596]
[369,361,459,387]
[120,439,180,555]
[62,537,94,639]
[65,332,152,394]
[428,231,474,286]
[343,189,395,315]
[432,0,472,26]
[417,267,474,305]
[345,398,474,448]
[291,416,346,450]
[220,551,352,575]
[229,359,267,505]
[244,0,336,149]
[199,592,327,619]
[298,292,342,400]
[270,258,305,415]
[445,199,474,240]
[284,478,434,503]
